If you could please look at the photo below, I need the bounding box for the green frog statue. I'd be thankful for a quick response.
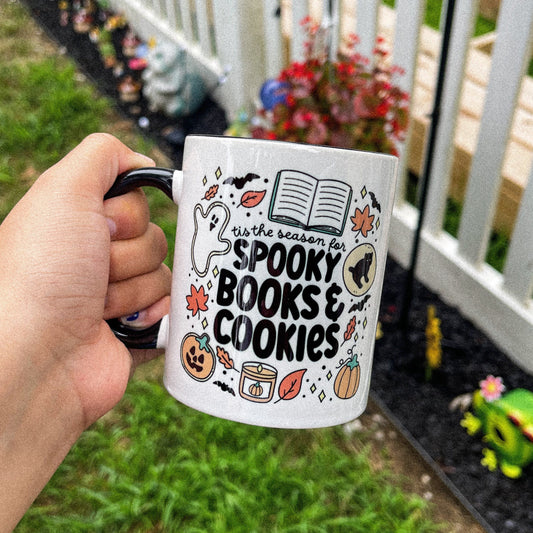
[461,375,533,478]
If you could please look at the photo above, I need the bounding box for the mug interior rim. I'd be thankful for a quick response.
[184,134,399,162]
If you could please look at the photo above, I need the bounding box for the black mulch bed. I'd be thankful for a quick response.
[375,259,533,533]
[23,2,533,532]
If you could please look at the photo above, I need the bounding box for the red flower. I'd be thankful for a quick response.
[250,21,409,155]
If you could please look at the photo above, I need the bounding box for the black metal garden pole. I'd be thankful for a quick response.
[399,0,457,331]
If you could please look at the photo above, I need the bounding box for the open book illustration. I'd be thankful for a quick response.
[268,169,353,236]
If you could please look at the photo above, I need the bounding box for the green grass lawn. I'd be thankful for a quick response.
[19,368,441,532]
[2,2,448,531]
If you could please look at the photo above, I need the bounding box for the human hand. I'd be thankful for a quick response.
[0,134,171,529]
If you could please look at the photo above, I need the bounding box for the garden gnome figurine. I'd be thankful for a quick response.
[142,41,207,118]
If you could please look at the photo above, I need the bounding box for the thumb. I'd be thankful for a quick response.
[39,133,156,200]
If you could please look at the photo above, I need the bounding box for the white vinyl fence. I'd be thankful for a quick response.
[109,0,533,374]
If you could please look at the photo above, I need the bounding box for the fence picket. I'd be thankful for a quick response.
[355,0,379,60]
[195,0,213,56]
[503,162,533,303]
[154,0,164,18]
[391,0,425,203]
[211,0,266,116]
[290,1,309,61]
[424,0,477,235]
[263,0,284,78]
[457,0,533,266]
[165,0,180,30]
[178,0,195,43]
[329,0,340,59]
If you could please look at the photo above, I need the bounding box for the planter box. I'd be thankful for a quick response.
[409,28,533,236]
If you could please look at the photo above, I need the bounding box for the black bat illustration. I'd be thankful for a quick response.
[369,191,381,213]
[214,381,236,396]
[348,295,371,313]
[223,172,260,189]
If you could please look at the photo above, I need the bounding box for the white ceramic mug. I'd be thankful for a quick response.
[107,135,398,428]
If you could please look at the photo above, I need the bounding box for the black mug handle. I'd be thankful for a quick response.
[104,167,176,349]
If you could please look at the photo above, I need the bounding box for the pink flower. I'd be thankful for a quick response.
[353,94,372,118]
[292,108,312,128]
[479,375,505,402]
[306,122,328,145]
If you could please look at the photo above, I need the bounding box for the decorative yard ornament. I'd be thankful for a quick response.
[118,75,141,103]
[122,30,141,58]
[461,376,533,478]
[142,41,207,118]
[72,6,93,33]
[425,305,442,381]
[225,109,251,138]
[259,79,288,111]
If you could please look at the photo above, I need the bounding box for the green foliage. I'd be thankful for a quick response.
[18,378,441,533]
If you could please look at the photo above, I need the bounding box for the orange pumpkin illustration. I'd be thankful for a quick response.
[248,382,264,397]
[334,354,361,399]
[181,332,216,381]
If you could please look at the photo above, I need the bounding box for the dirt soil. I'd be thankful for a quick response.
[19,2,533,532]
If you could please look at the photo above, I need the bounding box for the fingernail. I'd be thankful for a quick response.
[106,217,117,237]
[120,310,148,329]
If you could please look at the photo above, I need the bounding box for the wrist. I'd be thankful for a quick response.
[0,340,84,530]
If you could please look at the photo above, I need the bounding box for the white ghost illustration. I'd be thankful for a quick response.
[191,202,231,277]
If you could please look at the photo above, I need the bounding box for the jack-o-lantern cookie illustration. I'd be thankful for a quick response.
[181,333,216,382]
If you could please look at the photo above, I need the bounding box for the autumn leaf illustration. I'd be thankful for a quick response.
[186,284,209,317]
[216,346,239,372]
[238,190,266,208]
[275,369,307,403]
[203,184,219,201]
[341,315,357,346]
[350,205,374,237]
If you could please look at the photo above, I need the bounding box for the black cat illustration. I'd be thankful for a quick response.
[348,252,373,289]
